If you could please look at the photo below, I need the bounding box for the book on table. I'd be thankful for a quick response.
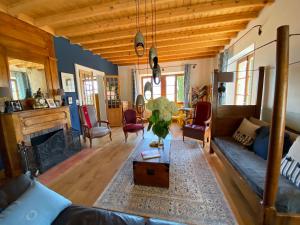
[141,149,161,160]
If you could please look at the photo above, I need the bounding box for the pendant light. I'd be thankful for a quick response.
[144,81,152,100]
[134,0,145,57]
[149,46,157,69]
[152,63,161,85]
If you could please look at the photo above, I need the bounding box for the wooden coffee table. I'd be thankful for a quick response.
[133,139,170,188]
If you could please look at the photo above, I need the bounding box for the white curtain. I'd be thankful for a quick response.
[131,69,138,105]
[184,64,191,108]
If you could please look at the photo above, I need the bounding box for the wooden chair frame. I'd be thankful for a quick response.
[210,26,300,225]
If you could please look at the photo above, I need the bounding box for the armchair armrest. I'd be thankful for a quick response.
[203,117,212,127]
[184,117,194,125]
[136,116,144,125]
[98,120,111,128]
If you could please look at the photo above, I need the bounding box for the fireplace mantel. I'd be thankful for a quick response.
[0,106,71,177]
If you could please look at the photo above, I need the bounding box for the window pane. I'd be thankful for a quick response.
[177,76,184,102]
[153,81,161,99]
[236,95,245,105]
[166,76,175,102]
[237,60,247,79]
[236,79,246,95]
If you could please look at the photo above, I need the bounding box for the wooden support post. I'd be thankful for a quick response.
[211,70,219,138]
[262,25,289,225]
[255,66,265,119]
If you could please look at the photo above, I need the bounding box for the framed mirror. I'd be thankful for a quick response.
[8,58,48,100]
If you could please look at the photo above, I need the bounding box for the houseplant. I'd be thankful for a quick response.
[147,97,178,147]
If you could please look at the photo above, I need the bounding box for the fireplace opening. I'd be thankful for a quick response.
[19,129,81,175]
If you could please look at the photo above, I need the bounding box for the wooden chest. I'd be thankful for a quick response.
[132,140,170,188]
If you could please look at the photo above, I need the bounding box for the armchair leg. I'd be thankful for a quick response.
[124,132,128,143]
[183,136,185,142]
[109,132,112,141]
[142,129,144,139]
[89,138,92,148]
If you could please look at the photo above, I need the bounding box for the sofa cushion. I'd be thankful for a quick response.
[233,118,260,146]
[52,205,145,225]
[0,173,33,212]
[214,136,300,213]
[253,126,292,160]
[146,218,186,225]
[0,181,71,225]
[281,137,300,187]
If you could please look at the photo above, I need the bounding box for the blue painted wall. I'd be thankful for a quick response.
[54,37,118,131]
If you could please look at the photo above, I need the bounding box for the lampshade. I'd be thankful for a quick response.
[135,94,145,114]
[134,31,145,57]
[144,81,152,100]
[56,88,65,96]
[152,64,161,85]
[0,87,11,98]
[149,46,158,69]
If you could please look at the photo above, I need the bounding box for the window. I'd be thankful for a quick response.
[10,79,19,100]
[235,54,254,105]
[141,74,184,103]
[79,69,98,105]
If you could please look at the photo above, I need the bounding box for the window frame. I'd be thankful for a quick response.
[141,74,184,103]
[234,54,254,105]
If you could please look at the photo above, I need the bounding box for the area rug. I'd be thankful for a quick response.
[94,140,236,225]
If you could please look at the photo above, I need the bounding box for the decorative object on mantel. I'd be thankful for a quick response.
[147,97,177,148]
[33,88,47,109]
[144,81,152,100]
[61,72,75,92]
[55,88,65,106]
[10,100,23,112]
[46,98,56,108]
[0,86,11,113]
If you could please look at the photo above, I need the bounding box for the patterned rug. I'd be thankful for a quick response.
[94,140,236,225]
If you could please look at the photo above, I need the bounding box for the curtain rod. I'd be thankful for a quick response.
[133,63,197,71]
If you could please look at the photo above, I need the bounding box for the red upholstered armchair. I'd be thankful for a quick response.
[123,109,144,142]
[183,101,212,147]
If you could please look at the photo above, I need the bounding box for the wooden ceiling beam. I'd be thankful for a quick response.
[84,31,237,51]
[108,51,219,62]
[100,46,223,60]
[70,12,258,44]
[34,0,174,27]
[94,39,228,55]
[7,0,48,15]
[113,55,216,66]
[54,0,268,36]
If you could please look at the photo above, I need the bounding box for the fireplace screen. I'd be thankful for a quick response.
[19,129,81,175]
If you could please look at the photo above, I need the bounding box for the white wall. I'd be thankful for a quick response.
[224,0,300,131]
[118,58,217,103]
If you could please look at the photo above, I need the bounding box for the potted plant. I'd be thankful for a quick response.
[147,97,178,148]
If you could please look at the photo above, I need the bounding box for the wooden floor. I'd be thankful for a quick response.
[45,124,256,225]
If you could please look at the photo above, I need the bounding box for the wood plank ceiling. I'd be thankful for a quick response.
[0,0,273,66]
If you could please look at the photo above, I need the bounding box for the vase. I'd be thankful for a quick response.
[158,137,164,150]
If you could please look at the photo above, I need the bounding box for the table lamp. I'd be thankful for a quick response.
[0,87,11,113]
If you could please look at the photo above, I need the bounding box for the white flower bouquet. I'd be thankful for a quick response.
[147,97,178,141]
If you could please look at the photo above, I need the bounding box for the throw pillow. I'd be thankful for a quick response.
[233,118,260,146]
[0,174,33,212]
[0,181,72,225]
[281,137,300,187]
[253,126,292,160]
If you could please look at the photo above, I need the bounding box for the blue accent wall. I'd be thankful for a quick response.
[54,37,118,131]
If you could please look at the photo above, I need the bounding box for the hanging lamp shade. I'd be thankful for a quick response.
[144,81,152,100]
[149,46,158,69]
[152,64,161,85]
[135,94,145,114]
[134,31,145,57]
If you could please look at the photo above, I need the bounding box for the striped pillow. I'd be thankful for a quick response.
[281,156,300,188]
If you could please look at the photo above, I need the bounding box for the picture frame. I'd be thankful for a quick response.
[61,72,75,92]
[10,100,23,112]
[46,98,56,108]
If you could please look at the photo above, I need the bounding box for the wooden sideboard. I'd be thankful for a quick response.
[0,107,71,177]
